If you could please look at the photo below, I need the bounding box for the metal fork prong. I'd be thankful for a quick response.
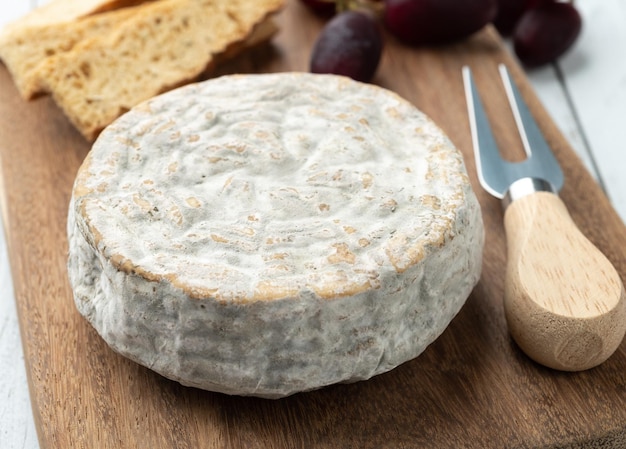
[498,64,564,191]
[462,66,513,199]
[499,64,533,159]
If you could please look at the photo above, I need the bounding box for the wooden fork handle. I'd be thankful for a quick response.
[503,191,626,371]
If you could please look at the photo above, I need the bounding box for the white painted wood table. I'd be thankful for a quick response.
[1,1,625,447]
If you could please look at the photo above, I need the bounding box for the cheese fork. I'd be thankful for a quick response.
[462,64,626,371]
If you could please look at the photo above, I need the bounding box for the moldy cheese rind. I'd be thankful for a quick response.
[67,72,484,398]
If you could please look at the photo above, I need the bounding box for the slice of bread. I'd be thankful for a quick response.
[35,0,284,141]
[1,0,149,32]
[0,6,141,99]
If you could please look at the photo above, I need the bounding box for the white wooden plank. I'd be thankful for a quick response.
[1,3,40,447]
[557,0,626,223]
[503,0,626,223]
[525,65,598,180]
[0,220,39,449]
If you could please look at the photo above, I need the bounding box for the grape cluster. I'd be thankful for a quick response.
[306,0,582,82]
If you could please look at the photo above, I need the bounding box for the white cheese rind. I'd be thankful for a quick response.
[67,72,484,398]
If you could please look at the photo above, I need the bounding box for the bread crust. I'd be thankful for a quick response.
[0,6,140,99]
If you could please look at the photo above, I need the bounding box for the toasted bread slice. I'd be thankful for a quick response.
[36,0,284,141]
[0,6,141,99]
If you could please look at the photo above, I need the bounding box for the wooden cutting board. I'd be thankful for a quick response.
[1,1,625,448]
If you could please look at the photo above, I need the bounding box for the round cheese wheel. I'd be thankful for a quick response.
[68,72,484,398]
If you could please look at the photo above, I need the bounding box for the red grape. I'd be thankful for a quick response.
[299,0,336,16]
[493,0,537,36]
[310,10,383,83]
[383,0,498,45]
[513,1,582,67]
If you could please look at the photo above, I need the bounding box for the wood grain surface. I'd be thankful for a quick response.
[502,192,626,372]
[1,1,625,448]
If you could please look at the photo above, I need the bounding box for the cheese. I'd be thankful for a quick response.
[67,72,484,398]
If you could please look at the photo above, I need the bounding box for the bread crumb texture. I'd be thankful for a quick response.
[68,73,484,397]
